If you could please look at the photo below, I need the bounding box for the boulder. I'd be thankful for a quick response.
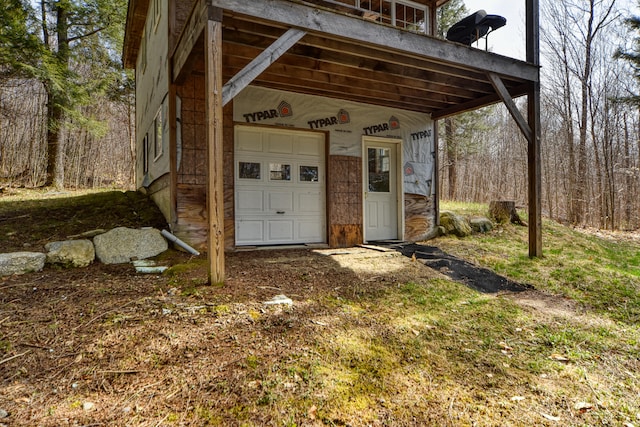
[45,239,95,268]
[439,210,472,237]
[470,217,493,233]
[0,252,46,276]
[93,227,168,264]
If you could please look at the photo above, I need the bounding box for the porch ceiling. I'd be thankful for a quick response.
[178,0,538,118]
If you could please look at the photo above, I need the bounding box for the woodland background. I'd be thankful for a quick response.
[1,0,640,231]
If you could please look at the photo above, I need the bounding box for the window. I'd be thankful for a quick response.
[239,162,261,179]
[368,148,390,192]
[394,1,426,33]
[143,134,149,174]
[270,163,291,181]
[300,165,319,182]
[334,0,428,34]
[153,107,164,160]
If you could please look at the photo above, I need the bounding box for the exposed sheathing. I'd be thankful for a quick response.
[404,193,435,241]
[170,0,198,55]
[328,155,363,247]
[172,71,234,251]
[178,74,207,186]
[174,72,208,250]
[223,102,234,250]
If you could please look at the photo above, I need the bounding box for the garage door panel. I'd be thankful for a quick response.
[268,220,294,241]
[298,192,322,213]
[236,220,264,244]
[298,220,324,240]
[236,129,263,152]
[235,126,326,246]
[268,191,294,211]
[267,133,294,154]
[237,190,264,211]
[297,136,323,156]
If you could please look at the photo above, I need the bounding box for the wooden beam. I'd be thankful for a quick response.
[222,28,306,106]
[430,84,528,119]
[224,15,523,90]
[433,120,440,226]
[209,0,539,82]
[235,79,433,113]
[487,72,533,143]
[168,83,178,229]
[123,0,151,68]
[224,43,482,102]
[221,22,504,96]
[428,4,437,37]
[205,17,225,284]
[527,0,542,257]
[222,60,456,111]
[172,0,215,82]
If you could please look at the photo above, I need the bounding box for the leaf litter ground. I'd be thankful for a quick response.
[1,190,638,426]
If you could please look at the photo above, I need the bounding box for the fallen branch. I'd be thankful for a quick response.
[99,370,145,375]
[0,214,30,222]
[0,283,33,292]
[0,350,31,365]
[73,298,145,331]
[18,342,51,350]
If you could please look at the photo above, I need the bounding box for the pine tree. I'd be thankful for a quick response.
[616,10,640,105]
[0,0,42,82]
[38,0,128,188]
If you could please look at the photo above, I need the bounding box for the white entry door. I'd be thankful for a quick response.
[235,126,326,246]
[364,139,400,241]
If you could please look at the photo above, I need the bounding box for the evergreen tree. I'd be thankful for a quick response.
[436,0,467,38]
[616,9,640,105]
[0,0,42,81]
[38,0,128,188]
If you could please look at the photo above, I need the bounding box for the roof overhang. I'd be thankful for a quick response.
[123,0,150,68]
[172,0,539,118]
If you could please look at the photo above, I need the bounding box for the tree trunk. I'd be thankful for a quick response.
[44,0,70,189]
[445,117,457,199]
[489,200,526,225]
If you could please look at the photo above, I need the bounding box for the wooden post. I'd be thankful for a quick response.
[205,9,225,283]
[168,83,178,229]
[433,120,440,226]
[428,5,437,37]
[526,0,542,257]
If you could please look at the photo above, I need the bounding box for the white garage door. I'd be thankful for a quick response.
[235,126,326,246]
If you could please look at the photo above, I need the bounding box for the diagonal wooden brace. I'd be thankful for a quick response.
[487,72,533,144]
[222,28,306,106]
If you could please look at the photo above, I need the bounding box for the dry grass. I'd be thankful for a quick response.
[0,192,639,426]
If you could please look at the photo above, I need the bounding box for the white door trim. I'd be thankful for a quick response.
[362,136,404,242]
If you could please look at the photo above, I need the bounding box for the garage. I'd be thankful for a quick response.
[234,125,326,246]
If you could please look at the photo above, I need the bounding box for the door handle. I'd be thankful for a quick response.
[276,211,285,214]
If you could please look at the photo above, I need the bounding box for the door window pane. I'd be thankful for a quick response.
[300,165,319,182]
[239,162,260,179]
[368,148,390,192]
[270,163,291,181]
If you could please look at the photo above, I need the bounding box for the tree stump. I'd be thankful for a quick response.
[489,201,526,226]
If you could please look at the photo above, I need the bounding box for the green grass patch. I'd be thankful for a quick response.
[436,201,640,324]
